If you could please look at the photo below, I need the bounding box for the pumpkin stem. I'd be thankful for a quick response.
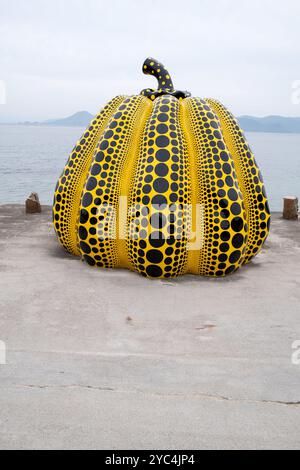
[142,58,174,92]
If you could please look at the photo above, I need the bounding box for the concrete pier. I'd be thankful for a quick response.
[0,205,300,449]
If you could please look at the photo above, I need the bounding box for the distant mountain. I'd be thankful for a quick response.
[14,111,94,127]
[3,111,300,133]
[238,115,300,133]
[43,111,94,127]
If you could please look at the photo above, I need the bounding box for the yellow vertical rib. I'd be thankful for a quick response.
[116,97,153,268]
[206,98,270,263]
[180,100,201,274]
[53,95,125,255]
[125,95,192,278]
[77,96,150,268]
[184,98,248,276]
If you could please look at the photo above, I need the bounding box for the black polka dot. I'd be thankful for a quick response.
[228,189,238,201]
[156,149,170,162]
[220,243,229,252]
[83,255,95,266]
[220,151,229,162]
[152,195,167,207]
[225,176,233,187]
[157,124,168,134]
[220,231,230,241]
[139,240,146,249]
[225,265,235,275]
[219,199,228,208]
[142,184,151,194]
[95,151,104,162]
[80,209,89,224]
[222,163,231,174]
[146,265,162,277]
[155,163,168,177]
[156,136,169,148]
[91,164,101,176]
[78,226,88,240]
[146,249,163,264]
[229,250,241,263]
[149,231,165,248]
[80,241,91,254]
[104,130,113,139]
[153,178,169,193]
[220,209,230,218]
[221,220,230,230]
[231,202,241,215]
[150,213,166,229]
[86,177,97,191]
[232,233,244,248]
[100,140,109,150]
[231,217,244,232]
[157,113,168,122]
[82,192,93,207]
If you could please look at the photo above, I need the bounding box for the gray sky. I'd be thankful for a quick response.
[1,0,300,121]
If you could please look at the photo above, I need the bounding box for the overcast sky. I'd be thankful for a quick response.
[1,0,300,121]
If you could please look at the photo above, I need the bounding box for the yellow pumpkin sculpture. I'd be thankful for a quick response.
[53,58,270,278]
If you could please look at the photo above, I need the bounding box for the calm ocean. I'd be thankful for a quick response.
[0,125,299,210]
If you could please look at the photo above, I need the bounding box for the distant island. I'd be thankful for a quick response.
[3,111,300,134]
[238,115,300,134]
[15,111,94,127]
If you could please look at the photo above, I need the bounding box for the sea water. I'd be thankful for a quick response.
[0,125,299,210]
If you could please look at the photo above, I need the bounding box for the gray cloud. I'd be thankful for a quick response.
[1,0,300,121]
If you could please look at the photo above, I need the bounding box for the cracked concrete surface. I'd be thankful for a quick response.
[0,205,300,449]
[17,384,300,407]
